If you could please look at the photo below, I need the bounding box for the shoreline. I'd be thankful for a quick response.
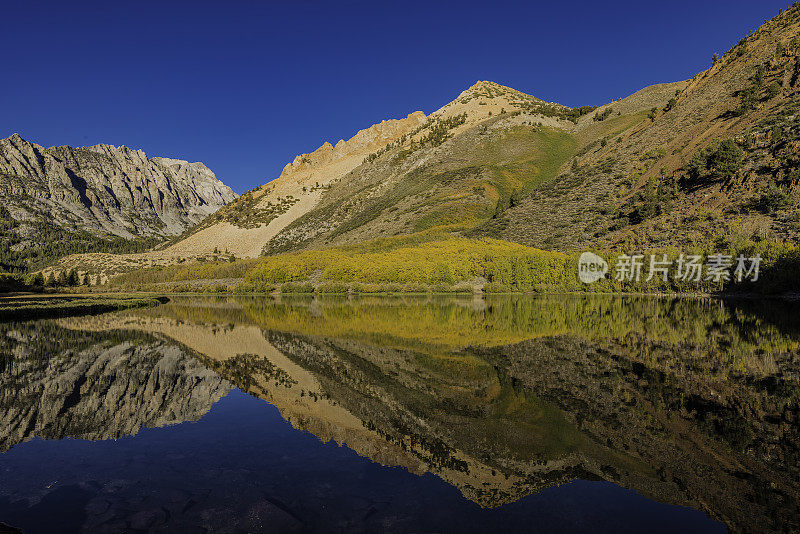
[7,289,798,300]
[0,295,168,321]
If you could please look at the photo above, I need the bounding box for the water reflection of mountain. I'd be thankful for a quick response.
[0,321,231,452]
[63,296,800,533]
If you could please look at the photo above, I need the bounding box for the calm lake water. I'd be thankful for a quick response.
[1,295,798,533]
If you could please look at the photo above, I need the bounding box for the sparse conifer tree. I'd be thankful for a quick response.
[755,64,766,86]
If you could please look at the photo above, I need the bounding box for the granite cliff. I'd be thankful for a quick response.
[0,132,235,252]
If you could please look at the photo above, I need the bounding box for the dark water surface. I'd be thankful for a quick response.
[1,295,798,533]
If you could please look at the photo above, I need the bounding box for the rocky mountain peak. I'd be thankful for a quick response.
[460,80,516,96]
[2,133,43,154]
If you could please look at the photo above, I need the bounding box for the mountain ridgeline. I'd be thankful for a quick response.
[156,5,800,257]
[158,81,604,259]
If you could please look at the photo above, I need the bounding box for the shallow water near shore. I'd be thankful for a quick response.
[1,294,798,533]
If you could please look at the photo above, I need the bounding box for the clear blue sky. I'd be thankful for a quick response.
[1,0,791,193]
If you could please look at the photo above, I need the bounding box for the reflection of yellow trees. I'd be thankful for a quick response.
[145,295,800,373]
[250,296,799,355]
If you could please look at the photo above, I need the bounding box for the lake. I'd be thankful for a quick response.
[1,294,798,533]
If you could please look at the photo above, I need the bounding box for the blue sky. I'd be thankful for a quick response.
[1,0,791,193]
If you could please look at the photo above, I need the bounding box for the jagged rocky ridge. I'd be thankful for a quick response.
[0,133,237,239]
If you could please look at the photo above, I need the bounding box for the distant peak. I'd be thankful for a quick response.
[453,80,546,105]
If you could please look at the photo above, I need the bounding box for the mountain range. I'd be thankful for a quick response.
[6,4,800,283]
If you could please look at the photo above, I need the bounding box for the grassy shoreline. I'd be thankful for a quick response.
[0,295,169,321]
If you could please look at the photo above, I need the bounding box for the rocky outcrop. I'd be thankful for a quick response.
[0,133,237,238]
[279,111,428,180]
[0,322,231,452]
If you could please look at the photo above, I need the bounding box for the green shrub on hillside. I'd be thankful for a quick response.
[686,139,744,182]
[315,282,350,294]
[234,280,275,294]
[766,81,782,99]
[0,273,25,293]
[401,283,428,293]
[749,181,793,214]
[628,177,673,224]
[593,108,613,122]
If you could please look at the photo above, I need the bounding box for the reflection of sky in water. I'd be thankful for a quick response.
[0,389,723,534]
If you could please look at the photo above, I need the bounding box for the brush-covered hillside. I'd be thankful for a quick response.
[490,4,800,252]
[54,79,680,281]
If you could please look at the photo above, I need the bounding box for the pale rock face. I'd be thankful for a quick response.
[278,111,427,180]
[0,133,237,238]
